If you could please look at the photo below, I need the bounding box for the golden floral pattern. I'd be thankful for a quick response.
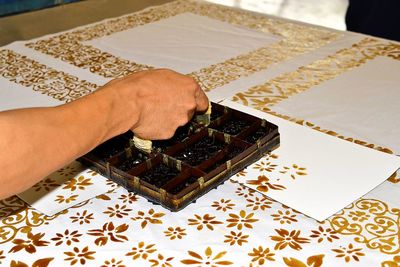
[100,258,125,267]
[131,208,165,229]
[54,195,78,204]
[181,247,233,266]
[279,164,307,180]
[188,214,223,231]
[246,196,273,211]
[270,229,310,251]
[0,49,98,102]
[51,229,82,246]
[149,254,174,267]
[32,178,59,192]
[212,199,235,212]
[232,37,398,156]
[64,246,96,265]
[87,222,129,246]
[224,231,249,246]
[271,209,298,224]
[62,176,93,191]
[248,246,275,265]
[226,210,258,230]
[9,232,49,254]
[246,175,286,193]
[103,204,132,218]
[0,2,398,266]
[126,242,157,260]
[332,243,365,263]
[283,255,324,267]
[25,0,339,93]
[70,210,94,225]
[309,226,339,243]
[329,198,400,255]
[164,226,186,240]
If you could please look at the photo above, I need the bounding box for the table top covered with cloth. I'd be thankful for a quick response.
[0,1,400,266]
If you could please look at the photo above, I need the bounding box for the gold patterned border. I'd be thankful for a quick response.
[25,0,340,92]
[232,38,399,157]
[0,49,98,102]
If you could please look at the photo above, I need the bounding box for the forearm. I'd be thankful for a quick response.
[0,84,135,199]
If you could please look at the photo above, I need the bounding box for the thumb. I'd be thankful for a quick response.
[195,87,209,113]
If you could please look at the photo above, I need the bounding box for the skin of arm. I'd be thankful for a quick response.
[0,69,208,200]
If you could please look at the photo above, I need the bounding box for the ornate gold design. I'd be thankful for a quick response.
[180,246,233,266]
[232,38,397,156]
[131,208,165,229]
[248,246,275,264]
[283,255,324,267]
[64,246,96,265]
[270,229,310,251]
[26,0,340,92]
[0,49,98,102]
[87,222,129,246]
[331,243,365,263]
[0,196,66,245]
[329,198,400,255]
[188,214,223,231]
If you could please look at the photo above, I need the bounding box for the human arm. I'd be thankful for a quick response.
[0,69,208,199]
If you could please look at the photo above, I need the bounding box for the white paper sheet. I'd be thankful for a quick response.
[84,12,279,73]
[17,161,113,216]
[224,100,400,221]
[271,56,400,154]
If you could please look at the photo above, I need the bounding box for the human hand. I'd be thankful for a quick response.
[104,69,208,140]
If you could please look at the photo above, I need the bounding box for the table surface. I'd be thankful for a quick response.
[1,1,400,266]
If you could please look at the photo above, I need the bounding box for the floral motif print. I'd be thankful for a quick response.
[224,231,248,246]
[381,255,400,267]
[332,243,365,262]
[131,209,165,228]
[188,214,223,231]
[226,210,258,230]
[253,161,277,172]
[55,195,78,204]
[248,246,275,265]
[118,193,139,204]
[51,230,82,246]
[149,254,174,267]
[126,242,157,260]
[279,164,307,180]
[310,226,339,243]
[70,210,94,225]
[348,211,370,222]
[283,255,324,267]
[246,175,286,193]
[271,209,298,224]
[87,222,129,246]
[63,176,93,191]
[212,199,235,212]
[164,227,186,240]
[103,204,132,218]
[181,247,233,266]
[270,229,310,251]
[57,165,80,176]
[246,196,273,211]
[32,178,59,192]
[64,246,96,265]
[9,232,49,253]
[10,258,54,267]
[235,185,255,198]
[100,258,125,267]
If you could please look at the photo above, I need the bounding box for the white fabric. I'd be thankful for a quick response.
[84,13,280,73]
